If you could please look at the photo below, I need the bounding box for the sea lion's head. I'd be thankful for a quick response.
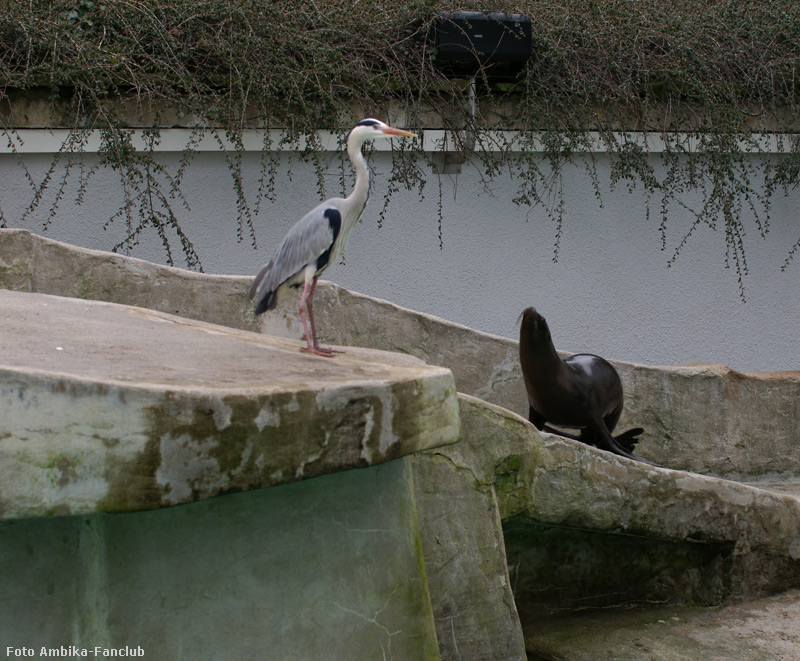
[519,307,551,345]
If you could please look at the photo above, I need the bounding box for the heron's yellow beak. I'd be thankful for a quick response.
[382,126,417,139]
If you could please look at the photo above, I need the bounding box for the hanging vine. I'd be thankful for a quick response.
[0,0,799,290]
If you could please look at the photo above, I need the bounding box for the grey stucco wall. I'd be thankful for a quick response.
[0,146,797,371]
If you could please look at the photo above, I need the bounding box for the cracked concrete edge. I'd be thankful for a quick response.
[410,449,527,661]
[0,357,460,521]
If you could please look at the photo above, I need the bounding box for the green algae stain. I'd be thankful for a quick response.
[393,459,442,661]
[96,435,164,513]
[494,454,530,519]
[96,378,454,515]
[109,389,388,512]
[0,259,33,291]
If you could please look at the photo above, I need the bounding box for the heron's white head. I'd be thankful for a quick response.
[348,119,416,145]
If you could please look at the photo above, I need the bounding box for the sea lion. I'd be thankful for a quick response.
[519,307,653,465]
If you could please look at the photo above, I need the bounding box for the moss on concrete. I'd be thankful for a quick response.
[97,436,164,513]
[0,258,32,291]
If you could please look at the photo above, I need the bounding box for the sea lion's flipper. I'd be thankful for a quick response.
[613,427,644,452]
[590,416,656,466]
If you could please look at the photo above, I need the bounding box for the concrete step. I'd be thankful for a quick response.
[523,588,800,660]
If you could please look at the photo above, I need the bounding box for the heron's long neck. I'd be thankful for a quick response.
[344,137,372,227]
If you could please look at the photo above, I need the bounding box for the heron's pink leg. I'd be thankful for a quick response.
[306,279,344,354]
[299,279,334,357]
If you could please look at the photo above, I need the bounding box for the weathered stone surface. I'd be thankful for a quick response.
[619,361,800,476]
[411,453,526,660]
[523,431,800,564]
[0,459,441,660]
[311,283,526,410]
[0,289,459,518]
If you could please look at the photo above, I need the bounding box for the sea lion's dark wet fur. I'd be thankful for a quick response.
[519,307,653,465]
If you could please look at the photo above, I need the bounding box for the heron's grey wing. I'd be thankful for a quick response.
[250,203,341,301]
[248,262,271,300]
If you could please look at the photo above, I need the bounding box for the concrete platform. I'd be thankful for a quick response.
[523,588,800,660]
[0,289,459,519]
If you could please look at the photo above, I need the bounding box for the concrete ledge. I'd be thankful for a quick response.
[0,289,459,519]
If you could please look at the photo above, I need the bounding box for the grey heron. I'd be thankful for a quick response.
[249,119,417,356]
